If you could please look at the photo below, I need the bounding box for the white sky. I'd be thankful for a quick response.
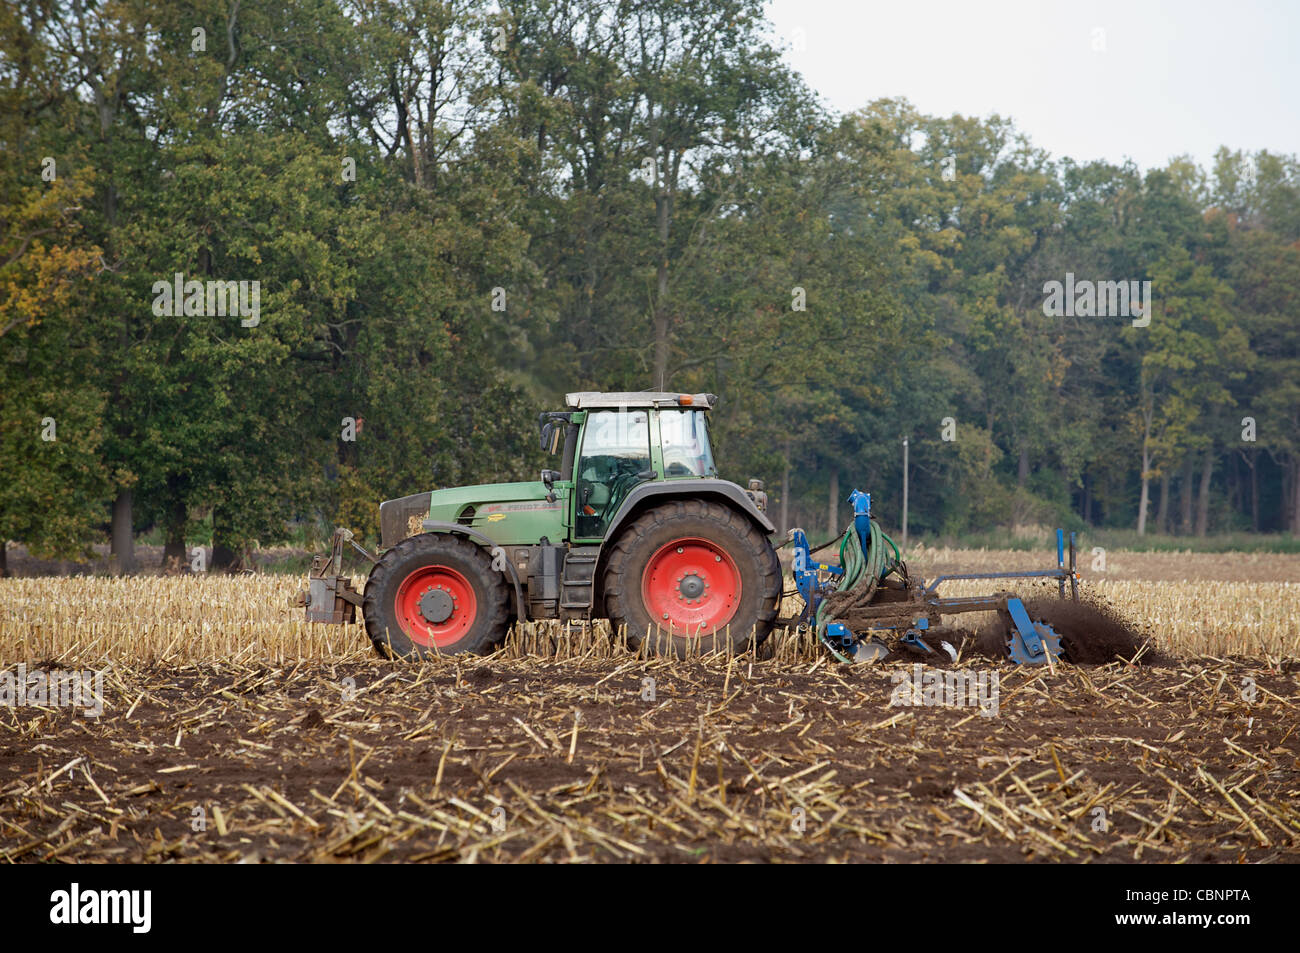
[764,0,1300,171]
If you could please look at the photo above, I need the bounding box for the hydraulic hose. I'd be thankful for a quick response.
[815,518,900,660]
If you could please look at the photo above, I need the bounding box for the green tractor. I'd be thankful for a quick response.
[301,392,782,658]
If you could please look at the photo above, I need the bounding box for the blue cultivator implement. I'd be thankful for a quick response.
[787,489,1080,664]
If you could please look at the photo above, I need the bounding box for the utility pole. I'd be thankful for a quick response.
[901,437,909,552]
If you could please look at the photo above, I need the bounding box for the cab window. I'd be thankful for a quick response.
[659,409,717,478]
[575,409,651,537]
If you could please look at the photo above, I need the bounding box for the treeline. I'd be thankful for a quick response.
[2,0,1298,572]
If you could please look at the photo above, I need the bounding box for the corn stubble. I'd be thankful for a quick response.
[1,561,1296,665]
[1,553,1296,864]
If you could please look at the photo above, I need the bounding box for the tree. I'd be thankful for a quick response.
[1128,247,1246,534]
[0,3,109,572]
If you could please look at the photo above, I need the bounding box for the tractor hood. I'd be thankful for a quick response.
[427,480,549,515]
[425,480,565,546]
[379,482,553,549]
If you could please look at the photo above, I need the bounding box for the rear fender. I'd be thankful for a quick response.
[605,479,775,539]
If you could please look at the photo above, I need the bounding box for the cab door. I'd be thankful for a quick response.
[572,408,653,541]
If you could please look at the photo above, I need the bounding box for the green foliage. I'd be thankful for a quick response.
[1,0,1296,566]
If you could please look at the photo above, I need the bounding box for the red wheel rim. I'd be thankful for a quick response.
[394,565,477,647]
[641,537,742,637]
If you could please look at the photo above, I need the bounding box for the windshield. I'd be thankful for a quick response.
[658,409,717,478]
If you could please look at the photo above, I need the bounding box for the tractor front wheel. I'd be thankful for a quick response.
[603,500,781,656]
[362,533,509,659]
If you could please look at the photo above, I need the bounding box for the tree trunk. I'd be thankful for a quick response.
[211,544,239,571]
[652,292,669,388]
[1250,451,1259,532]
[901,438,909,548]
[1228,452,1240,516]
[779,444,791,538]
[1017,445,1029,488]
[1281,460,1291,533]
[1292,458,1300,534]
[652,179,672,388]
[161,493,187,569]
[110,490,137,574]
[1156,471,1170,534]
[210,507,240,572]
[163,534,186,569]
[827,468,839,538]
[162,534,186,570]
[1195,453,1213,537]
[1136,445,1151,535]
[1179,458,1194,535]
[1136,404,1154,535]
[984,410,994,470]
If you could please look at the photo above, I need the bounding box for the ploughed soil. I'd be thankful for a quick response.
[2,652,1297,863]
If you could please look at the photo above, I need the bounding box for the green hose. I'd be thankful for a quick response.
[879,528,902,568]
[815,518,899,662]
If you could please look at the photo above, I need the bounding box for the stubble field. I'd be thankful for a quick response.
[1,549,1297,863]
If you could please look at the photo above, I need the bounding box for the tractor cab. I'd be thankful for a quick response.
[541,392,720,540]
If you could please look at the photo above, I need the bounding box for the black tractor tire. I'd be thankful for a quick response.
[603,500,781,656]
[362,532,510,659]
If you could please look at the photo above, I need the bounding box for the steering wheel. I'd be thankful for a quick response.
[598,464,648,525]
[597,477,624,525]
[577,478,597,515]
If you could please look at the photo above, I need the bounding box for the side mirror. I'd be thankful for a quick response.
[538,412,570,454]
[540,422,564,455]
[541,469,559,503]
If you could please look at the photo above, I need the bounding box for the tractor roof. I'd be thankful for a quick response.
[564,391,718,410]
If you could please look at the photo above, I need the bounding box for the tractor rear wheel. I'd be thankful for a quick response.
[603,500,781,656]
[362,533,509,659]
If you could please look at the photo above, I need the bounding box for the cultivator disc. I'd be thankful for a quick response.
[1007,620,1064,665]
[850,636,891,663]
